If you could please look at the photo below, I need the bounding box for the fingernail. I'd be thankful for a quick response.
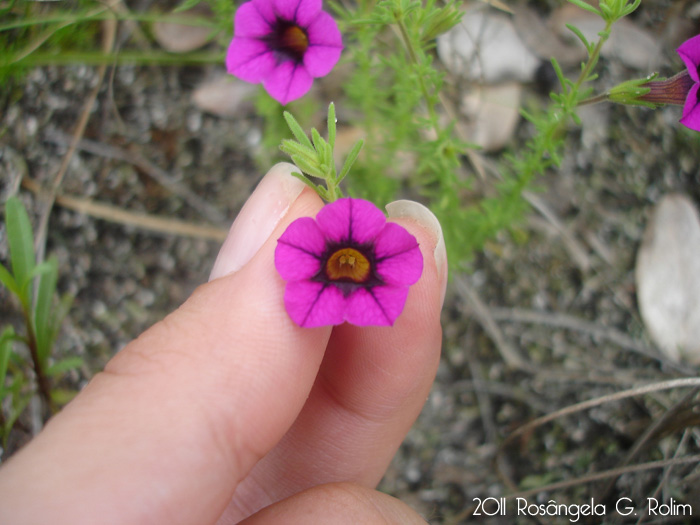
[386,200,448,307]
[209,163,306,280]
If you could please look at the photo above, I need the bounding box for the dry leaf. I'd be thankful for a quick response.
[635,194,700,364]
[437,7,540,83]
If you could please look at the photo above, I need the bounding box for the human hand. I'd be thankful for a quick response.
[0,163,447,524]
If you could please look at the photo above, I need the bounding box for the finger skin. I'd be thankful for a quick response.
[221,217,444,521]
[240,482,428,525]
[0,189,329,525]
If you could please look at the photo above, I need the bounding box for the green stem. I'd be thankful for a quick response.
[0,402,6,434]
[22,311,54,415]
[12,51,224,67]
[394,16,438,127]
[573,25,610,91]
[577,92,611,107]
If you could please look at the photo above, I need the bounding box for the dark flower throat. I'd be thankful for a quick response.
[267,20,309,62]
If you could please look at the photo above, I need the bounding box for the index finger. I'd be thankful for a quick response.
[0,170,329,525]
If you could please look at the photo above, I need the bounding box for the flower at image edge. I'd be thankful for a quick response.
[677,33,700,131]
[226,0,343,105]
[275,198,423,327]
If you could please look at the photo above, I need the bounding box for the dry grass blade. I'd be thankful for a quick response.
[454,274,531,370]
[513,454,700,501]
[34,10,118,264]
[45,130,227,225]
[23,179,227,242]
[596,387,700,503]
[490,307,688,373]
[448,454,700,524]
[523,190,592,272]
[497,378,700,491]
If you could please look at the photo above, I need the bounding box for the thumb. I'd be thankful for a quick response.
[240,483,428,525]
[0,164,330,525]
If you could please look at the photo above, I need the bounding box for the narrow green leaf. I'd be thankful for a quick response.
[291,154,326,179]
[17,260,53,311]
[0,262,20,297]
[621,0,642,18]
[310,128,325,153]
[327,102,337,150]
[47,293,73,362]
[34,256,59,365]
[0,326,15,390]
[290,171,322,193]
[565,24,591,53]
[283,111,314,150]
[5,197,36,298]
[550,58,567,93]
[567,0,601,16]
[324,142,335,178]
[173,0,203,13]
[316,185,330,201]
[3,393,32,447]
[50,387,79,405]
[27,260,54,280]
[337,139,364,184]
[46,356,84,377]
[280,139,317,162]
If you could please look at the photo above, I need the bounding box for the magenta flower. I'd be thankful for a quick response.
[677,34,700,131]
[226,0,343,105]
[275,198,423,327]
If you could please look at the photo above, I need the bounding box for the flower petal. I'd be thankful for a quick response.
[374,222,423,286]
[284,280,346,327]
[262,61,313,104]
[226,37,276,83]
[273,0,321,27]
[304,44,343,78]
[344,285,410,326]
[233,0,274,38]
[316,198,386,244]
[306,11,343,46]
[275,217,325,280]
[304,12,343,77]
[681,83,700,132]
[678,34,700,83]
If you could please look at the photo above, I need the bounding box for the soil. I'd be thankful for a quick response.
[1,1,699,523]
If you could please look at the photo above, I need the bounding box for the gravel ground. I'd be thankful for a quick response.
[1,1,700,523]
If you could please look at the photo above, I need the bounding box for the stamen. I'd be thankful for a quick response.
[326,248,370,282]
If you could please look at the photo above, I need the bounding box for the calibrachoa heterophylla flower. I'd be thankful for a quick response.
[275,198,423,327]
[676,34,700,131]
[226,0,343,105]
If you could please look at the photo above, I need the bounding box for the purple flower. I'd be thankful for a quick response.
[226,0,343,105]
[275,198,423,327]
[677,34,700,131]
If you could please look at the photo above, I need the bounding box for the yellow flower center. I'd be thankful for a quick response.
[326,248,370,283]
[280,25,309,56]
